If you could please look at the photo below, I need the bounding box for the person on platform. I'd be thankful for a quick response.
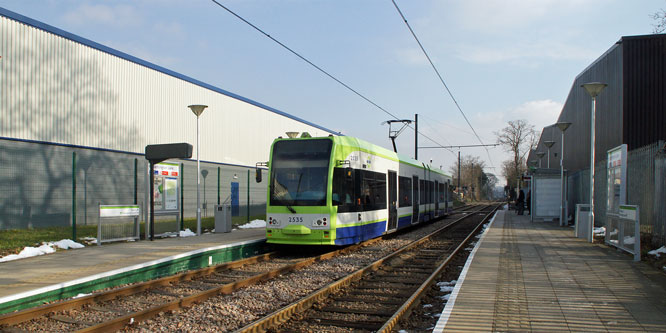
[516,189,525,215]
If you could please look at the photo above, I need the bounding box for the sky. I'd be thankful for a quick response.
[1,0,663,184]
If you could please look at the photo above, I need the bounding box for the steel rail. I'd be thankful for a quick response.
[377,204,500,332]
[0,251,280,326]
[72,237,384,332]
[236,204,490,333]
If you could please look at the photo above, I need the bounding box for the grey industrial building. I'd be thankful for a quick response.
[528,33,666,246]
[0,8,339,233]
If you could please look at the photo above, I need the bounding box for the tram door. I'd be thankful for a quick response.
[412,175,419,223]
[388,171,397,231]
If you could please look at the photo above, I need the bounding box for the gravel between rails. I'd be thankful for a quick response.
[126,217,462,332]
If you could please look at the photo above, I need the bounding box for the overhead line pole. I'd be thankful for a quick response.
[419,143,499,195]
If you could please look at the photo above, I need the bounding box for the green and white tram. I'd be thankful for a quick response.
[262,136,453,245]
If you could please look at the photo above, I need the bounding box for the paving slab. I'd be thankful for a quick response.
[435,209,666,332]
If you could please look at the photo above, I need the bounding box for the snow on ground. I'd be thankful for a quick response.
[593,226,606,235]
[179,228,196,237]
[0,239,85,263]
[648,246,666,258]
[238,219,267,229]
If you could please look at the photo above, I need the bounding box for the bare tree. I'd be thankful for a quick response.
[450,155,487,201]
[495,120,536,186]
[653,6,666,33]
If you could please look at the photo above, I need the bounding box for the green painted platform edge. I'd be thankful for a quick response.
[0,241,272,315]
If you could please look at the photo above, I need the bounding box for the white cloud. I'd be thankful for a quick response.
[62,4,141,27]
[507,99,563,131]
[394,47,430,66]
[455,40,599,65]
[452,0,595,33]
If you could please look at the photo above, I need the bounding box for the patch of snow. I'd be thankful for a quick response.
[51,239,84,250]
[439,294,451,301]
[593,226,606,235]
[423,304,433,308]
[72,293,91,299]
[80,237,97,244]
[648,246,666,258]
[623,236,635,245]
[238,219,267,229]
[0,239,86,263]
[179,229,196,237]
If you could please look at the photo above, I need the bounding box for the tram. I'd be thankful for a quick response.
[260,135,453,245]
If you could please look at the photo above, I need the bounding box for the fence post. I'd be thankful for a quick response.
[180,162,184,230]
[247,169,250,223]
[218,167,221,205]
[72,152,77,241]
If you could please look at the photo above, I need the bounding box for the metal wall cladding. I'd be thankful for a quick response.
[0,14,336,167]
[556,43,624,173]
[623,35,666,150]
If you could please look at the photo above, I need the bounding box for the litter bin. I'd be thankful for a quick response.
[215,205,232,233]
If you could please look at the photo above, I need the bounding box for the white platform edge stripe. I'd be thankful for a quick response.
[0,238,264,305]
[432,210,499,332]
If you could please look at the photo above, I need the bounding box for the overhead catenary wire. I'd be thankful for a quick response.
[210,0,450,153]
[390,0,495,168]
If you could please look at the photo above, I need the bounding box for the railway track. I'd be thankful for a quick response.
[240,204,499,332]
[0,204,496,332]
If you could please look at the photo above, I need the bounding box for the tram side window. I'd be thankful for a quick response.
[333,168,387,212]
[429,181,435,204]
[439,183,446,203]
[419,180,425,205]
[332,168,356,212]
[398,176,412,207]
[360,170,387,211]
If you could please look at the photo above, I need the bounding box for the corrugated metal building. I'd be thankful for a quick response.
[529,34,666,172]
[527,34,666,246]
[0,8,339,231]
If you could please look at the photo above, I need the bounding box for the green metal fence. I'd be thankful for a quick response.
[0,139,268,243]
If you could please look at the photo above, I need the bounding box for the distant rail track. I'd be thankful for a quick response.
[0,203,499,332]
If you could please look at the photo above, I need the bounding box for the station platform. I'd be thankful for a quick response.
[435,209,666,332]
[0,228,266,314]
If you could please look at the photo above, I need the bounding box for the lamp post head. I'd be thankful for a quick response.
[555,121,572,132]
[536,152,546,158]
[188,104,208,117]
[543,141,555,149]
[581,82,607,97]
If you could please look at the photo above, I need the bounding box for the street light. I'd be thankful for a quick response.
[582,82,607,242]
[555,121,572,226]
[543,141,555,168]
[189,104,208,236]
[536,151,545,168]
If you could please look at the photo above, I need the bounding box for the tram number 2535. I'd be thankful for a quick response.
[288,217,304,223]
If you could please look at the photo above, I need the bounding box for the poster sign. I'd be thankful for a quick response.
[607,144,627,214]
[153,162,180,212]
[164,177,178,210]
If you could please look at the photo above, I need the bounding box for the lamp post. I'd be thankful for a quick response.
[555,122,572,226]
[536,152,545,168]
[581,82,607,242]
[543,141,555,168]
[189,104,208,236]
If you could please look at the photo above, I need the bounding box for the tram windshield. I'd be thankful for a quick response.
[270,139,332,207]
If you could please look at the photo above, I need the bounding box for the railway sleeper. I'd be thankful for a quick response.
[319,305,395,316]
[354,282,417,290]
[365,274,426,284]
[331,296,405,305]
[347,290,415,298]
[306,317,385,330]
[49,314,96,326]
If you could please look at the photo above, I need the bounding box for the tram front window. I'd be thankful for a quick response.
[270,139,332,207]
